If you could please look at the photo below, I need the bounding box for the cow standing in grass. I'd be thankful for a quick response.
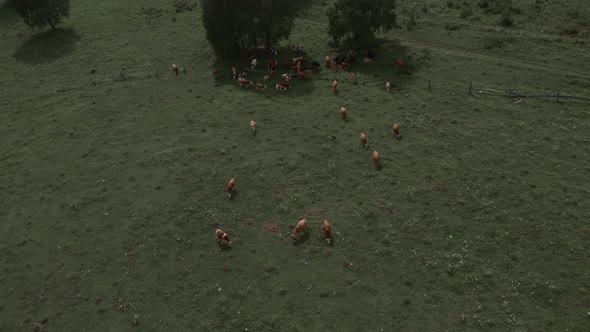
[216,229,232,245]
[332,79,339,95]
[340,106,348,120]
[322,220,332,243]
[360,132,367,149]
[172,64,179,76]
[392,123,401,139]
[373,151,381,170]
[276,81,290,92]
[292,219,308,240]
[227,178,236,198]
[238,78,253,88]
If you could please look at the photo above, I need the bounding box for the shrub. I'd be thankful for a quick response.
[500,10,513,26]
[460,6,473,18]
[483,36,505,49]
[445,22,462,30]
[562,26,578,36]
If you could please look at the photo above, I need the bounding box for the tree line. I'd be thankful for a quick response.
[7,0,397,55]
[202,0,397,57]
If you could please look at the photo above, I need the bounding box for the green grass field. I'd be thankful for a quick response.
[1,0,589,330]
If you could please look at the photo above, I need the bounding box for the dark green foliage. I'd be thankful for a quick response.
[200,0,312,58]
[460,6,473,19]
[9,0,70,31]
[327,0,396,48]
[500,10,513,26]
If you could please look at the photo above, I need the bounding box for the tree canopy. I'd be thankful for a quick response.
[327,0,397,48]
[200,0,313,58]
[10,0,70,32]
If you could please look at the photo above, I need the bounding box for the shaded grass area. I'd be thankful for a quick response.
[1,0,589,331]
[14,28,80,64]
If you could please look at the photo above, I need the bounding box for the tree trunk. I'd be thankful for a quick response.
[48,20,56,32]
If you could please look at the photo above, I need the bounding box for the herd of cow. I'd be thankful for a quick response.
[170,46,409,247]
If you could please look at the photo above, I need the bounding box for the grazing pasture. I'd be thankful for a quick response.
[1,0,589,330]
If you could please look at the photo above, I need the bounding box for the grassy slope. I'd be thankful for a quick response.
[1,0,589,330]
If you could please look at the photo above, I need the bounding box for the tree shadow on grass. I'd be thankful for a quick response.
[346,38,421,88]
[14,28,80,64]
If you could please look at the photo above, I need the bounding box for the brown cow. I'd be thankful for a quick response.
[172,64,179,76]
[340,106,348,120]
[297,70,311,80]
[255,83,267,91]
[211,69,221,76]
[392,123,401,139]
[238,78,253,88]
[216,229,232,245]
[373,151,380,170]
[322,219,332,243]
[227,178,236,198]
[291,219,308,240]
[360,132,367,149]
[396,59,408,71]
[275,81,290,92]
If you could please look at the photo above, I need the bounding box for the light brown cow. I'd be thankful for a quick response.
[292,219,308,240]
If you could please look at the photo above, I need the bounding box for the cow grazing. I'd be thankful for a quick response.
[341,62,351,70]
[325,56,332,68]
[172,64,179,76]
[292,56,307,64]
[211,69,221,76]
[332,79,339,95]
[227,178,236,198]
[385,80,391,92]
[322,220,332,243]
[291,219,308,240]
[255,83,267,91]
[392,123,401,139]
[360,132,367,149]
[340,106,348,120]
[396,59,408,71]
[216,229,232,245]
[275,81,290,92]
[238,78,253,88]
[267,59,279,71]
[297,70,311,80]
[373,151,381,170]
[250,120,257,133]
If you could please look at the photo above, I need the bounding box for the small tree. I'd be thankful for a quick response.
[327,0,397,48]
[10,0,70,32]
[201,0,312,58]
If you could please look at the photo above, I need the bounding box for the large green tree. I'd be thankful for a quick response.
[200,0,312,58]
[10,0,70,32]
[327,0,396,48]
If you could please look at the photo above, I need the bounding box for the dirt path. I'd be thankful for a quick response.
[297,19,590,79]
